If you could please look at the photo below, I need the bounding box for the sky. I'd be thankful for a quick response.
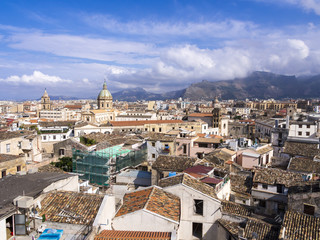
[1,0,320,100]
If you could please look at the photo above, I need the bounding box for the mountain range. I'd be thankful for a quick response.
[112,71,320,101]
[46,71,320,101]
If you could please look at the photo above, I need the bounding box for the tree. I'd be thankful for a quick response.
[51,157,73,172]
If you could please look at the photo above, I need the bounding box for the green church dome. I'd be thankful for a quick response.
[98,81,112,99]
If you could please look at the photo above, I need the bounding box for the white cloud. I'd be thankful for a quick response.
[255,0,320,15]
[288,0,320,15]
[84,15,258,39]
[0,71,72,85]
[8,32,158,65]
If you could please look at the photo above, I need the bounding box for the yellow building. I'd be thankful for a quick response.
[0,154,26,178]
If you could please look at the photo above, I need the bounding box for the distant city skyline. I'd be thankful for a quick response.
[1,0,320,100]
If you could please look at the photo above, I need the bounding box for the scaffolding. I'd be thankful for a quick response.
[72,143,147,186]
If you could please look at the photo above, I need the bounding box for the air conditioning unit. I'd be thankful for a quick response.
[13,196,34,209]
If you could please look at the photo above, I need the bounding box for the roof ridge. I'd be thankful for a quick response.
[144,186,155,210]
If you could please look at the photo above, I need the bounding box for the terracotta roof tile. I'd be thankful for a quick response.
[37,191,104,225]
[221,200,252,217]
[115,187,180,222]
[94,230,171,240]
[230,173,252,196]
[288,157,320,174]
[115,188,152,218]
[284,141,320,158]
[253,168,304,187]
[217,219,240,236]
[152,155,197,172]
[280,210,320,240]
[244,218,280,240]
[159,173,218,199]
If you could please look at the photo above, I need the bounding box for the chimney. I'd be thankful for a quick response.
[286,115,290,129]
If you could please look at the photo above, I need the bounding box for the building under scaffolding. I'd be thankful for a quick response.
[72,143,147,186]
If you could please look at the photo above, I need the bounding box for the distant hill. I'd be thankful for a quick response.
[112,87,163,101]
[36,72,320,102]
[182,71,320,100]
[113,71,320,101]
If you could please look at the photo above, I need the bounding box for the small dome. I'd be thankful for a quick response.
[97,81,112,99]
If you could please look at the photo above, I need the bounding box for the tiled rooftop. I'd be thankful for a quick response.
[159,173,217,199]
[194,137,221,144]
[147,132,176,142]
[256,145,273,155]
[284,141,320,158]
[37,191,104,225]
[152,155,197,172]
[288,157,320,174]
[94,230,172,240]
[184,165,213,177]
[221,200,251,217]
[243,218,280,240]
[253,168,304,187]
[115,186,180,222]
[217,219,240,236]
[0,130,34,141]
[280,210,320,240]
[110,120,183,127]
[230,173,252,197]
[0,154,21,163]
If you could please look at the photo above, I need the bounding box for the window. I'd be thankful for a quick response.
[6,144,10,153]
[199,143,208,148]
[298,131,302,136]
[306,132,310,136]
[299,124,302,128]
[276,184,283,193]
[18,141,22,149]
[194,200,203,215]
[159,127,162,132]
[266,154,269,164]
[43,136,47,140]
[152,154,155,159]
[183,144,187,154]
[1,170,6,178]
[152,142,155,147]
[145,128,148,131]
[307,125,310,128]
[259,200,266,208]
[59,149,65,156]
[152,128,155,132]
[191,126,194,129]
[53,135,56,140]
[63,135,66,139]
[304,204,315,216]
[192,223,203,239]
[262,184,268,189]
[17,166,21,172]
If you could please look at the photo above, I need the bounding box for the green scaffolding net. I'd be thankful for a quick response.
[72,144,147,186]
